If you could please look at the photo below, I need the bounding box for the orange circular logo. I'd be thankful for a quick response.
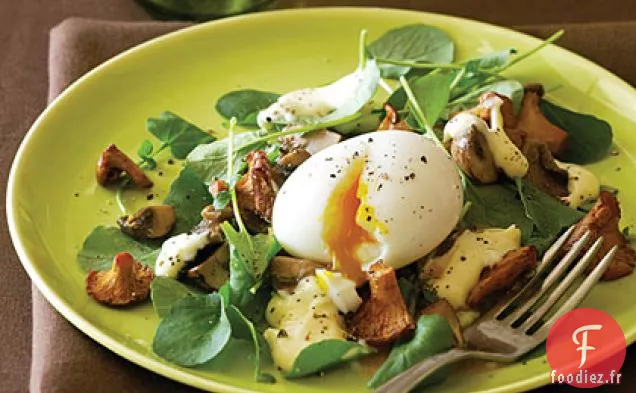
[546,308,626,388]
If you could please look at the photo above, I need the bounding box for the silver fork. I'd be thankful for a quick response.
[375,227,619,393]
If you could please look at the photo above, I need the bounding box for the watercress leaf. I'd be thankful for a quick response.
[137,139,154,158]
[539,100,613,164]
[368,24,455,79]
[332,102,383,135]
[257,59,380,128]
[213,190,231,210]
[250,233,282,279]
[163,167,213,234]
[221,222,280,281]
[524,230,557,254]
[216,89,280,128]
[462,179,534,242]
[185,131,266,185]
[408,72,455,128]
[257,373,277,384]
[221,222,280,323]
[284,339,375,378]
[147,111,215,159]
[150,277,195,318]
[386,86,407,110]
[397,276,420,315]
[77,226,159,272]
[224,303,252,340]
[443,80,524,120]
[421,284,439,305]
[450,49,516,97]
[226,246,262,321]
[397,276,416,302]
[228,246,272,326]
[218,282,231,304]
[142,156,157,170]
[226,305,276,383]
[464,48,516,71]
[516,178,584,243]
[152,293,231,366]
[368,314,454,388]
[220,222,280,327]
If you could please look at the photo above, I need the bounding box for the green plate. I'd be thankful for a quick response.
[7,7,636,393]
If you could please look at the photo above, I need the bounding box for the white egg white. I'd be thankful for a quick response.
[315,269,362,313]
[272,131,463,270]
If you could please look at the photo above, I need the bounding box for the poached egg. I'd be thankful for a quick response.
[272,131,463,283]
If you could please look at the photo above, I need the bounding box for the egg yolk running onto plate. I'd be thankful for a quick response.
[322,160,376,284]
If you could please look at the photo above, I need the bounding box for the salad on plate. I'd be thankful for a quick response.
[77,24,636,388]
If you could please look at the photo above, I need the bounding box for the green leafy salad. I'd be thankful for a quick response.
[79,24,636,388]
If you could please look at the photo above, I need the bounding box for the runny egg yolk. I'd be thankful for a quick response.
[321,160,378,286]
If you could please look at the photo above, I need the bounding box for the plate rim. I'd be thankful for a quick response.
[6,6,636,393]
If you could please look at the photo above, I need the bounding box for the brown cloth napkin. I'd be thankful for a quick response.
[32,17,636,393]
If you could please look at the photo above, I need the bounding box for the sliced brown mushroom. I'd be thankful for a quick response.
[476,92,519,128]
[187,243,230,291]
[209,179,229,196]
[96,144,153,188]
[378,103,412,131]
[278,133,307,153]
[420,299,465,346]
[466,246,538,310]
[449,126,499,184]
[474,92,526,149]
[193,204,234,244]
[278,148,311,169]
[117,205,176,239]
[346,262,415,347]
[522,141,569,198]
[270,256,325,289]
[562,191,636,281]
[236,150,279,223]
[303,129,342,154]
[516,84,569,156]
[85,252,154,307]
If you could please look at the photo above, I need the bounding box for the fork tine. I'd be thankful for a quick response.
[534,245,618,339]
[494,226,576,319]
[538,225,577,270]
[519,237,604,332]
[501,231,592,323]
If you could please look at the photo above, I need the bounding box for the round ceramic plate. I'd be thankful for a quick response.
[7,7,636,393]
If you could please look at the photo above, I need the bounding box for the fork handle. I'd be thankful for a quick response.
[374,349,479,393]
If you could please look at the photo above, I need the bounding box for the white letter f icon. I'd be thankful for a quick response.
[572,324,602,368]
